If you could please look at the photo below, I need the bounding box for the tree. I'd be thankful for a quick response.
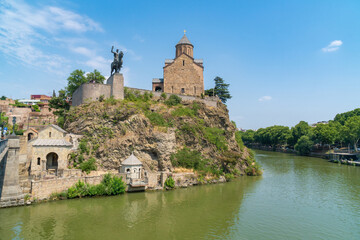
[341,116,360,151]
[290,121,311,146]
[313,122,338,147]
[295,136,313,155]
[0,96,6,100]
[49,90,70,127]
[205,76,232,103]
[66,69,87,96]
[241,130,255,144]
[86,69,105,84]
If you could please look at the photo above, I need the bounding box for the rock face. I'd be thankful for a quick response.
[64,95,257,175]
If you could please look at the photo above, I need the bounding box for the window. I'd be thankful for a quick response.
[37,157,40,165]
[171,86,174,93]
[181,88,185,94]
[49,132,51,138]
[183,60,185,66]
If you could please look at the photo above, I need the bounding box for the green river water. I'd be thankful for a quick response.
[0,150,360,240]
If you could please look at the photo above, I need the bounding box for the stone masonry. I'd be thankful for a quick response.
[0,136,25,208]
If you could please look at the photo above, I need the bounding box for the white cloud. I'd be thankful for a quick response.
[322,40,343,52]
[0,0,102,73]
[258,96,272,102]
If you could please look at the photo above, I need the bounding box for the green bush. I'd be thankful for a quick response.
[160,92,167,100]
[165,94,182,107]
[32,104,41,112]
[66,174,126,199]
[79,139,89,154]
[145,112,171,127]
[203,127,228,151]
[171,106,196,117]
[164,176,175,189]
[170,147,206,170]
[235,131,245,151]
[79,157,97,174]
[225,173,235,182]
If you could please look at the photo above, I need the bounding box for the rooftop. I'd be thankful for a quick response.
[176,34,192,46]
[32,139,72,147]
[122,153,142,166]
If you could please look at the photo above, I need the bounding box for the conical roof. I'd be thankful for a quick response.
[122,153,142,166]
[177,34,193,46]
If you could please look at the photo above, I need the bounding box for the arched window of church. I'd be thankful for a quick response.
[181,88,185,94]
[37,157,40,165]
[49,132,51,138]
[171,86,174,93]
[183,60,185,66]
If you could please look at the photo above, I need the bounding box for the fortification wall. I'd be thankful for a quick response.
[31,172,127,200]
[127,87,219,107]
[72,83,111,106]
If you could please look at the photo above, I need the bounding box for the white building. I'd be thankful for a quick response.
[120,153,143,179]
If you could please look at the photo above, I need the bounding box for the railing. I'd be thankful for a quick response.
[0,139,8,155]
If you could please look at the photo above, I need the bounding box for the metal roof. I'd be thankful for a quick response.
[177,34,192,46]
[152,78,164,83]
[194,59,203,64]
[32,139,72,147]
[122,153,142,166]
[165,59,174,64]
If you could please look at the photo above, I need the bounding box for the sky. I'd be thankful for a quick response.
[1,0,360,130]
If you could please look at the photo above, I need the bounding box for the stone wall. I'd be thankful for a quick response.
[72,83,111,106]
[31,172,127,200]
[127,87,219,108]
[0,137,24,208]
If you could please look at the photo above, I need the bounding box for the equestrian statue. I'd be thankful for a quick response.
[111,46,124,75]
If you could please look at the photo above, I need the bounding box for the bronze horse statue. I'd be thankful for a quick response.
[111,46,124,75]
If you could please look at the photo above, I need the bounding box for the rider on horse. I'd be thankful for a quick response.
[111,46,123,75]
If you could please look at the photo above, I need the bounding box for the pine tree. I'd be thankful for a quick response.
[205,76,232,103]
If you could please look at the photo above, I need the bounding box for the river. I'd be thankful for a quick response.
[0,150,359,239]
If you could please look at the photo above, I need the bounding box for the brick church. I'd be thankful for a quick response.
[152,33,204,96]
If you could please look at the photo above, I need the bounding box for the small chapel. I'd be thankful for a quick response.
[152,32,204,97]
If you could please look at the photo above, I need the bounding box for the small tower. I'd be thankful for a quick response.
[175,31,194,58]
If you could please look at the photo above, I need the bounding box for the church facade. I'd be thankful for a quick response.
[152,33,204,97]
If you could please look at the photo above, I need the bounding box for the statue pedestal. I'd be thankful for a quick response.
[107,73,124,100]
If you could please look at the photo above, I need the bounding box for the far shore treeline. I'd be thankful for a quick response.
[239,109,360,155]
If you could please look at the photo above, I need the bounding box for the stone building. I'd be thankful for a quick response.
[152,33,204,96]
[28,124,77,177]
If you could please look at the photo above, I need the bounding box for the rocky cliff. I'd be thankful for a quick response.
[64,92,261,177]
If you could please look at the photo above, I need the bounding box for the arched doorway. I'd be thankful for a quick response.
[155,86,162,92]
[28,132,34,141]
[46,152,58,171]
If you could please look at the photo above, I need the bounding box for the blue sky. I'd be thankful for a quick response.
[1,0,359,129]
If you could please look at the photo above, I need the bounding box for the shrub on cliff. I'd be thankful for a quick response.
[165,94,182,106]
[79,157,97,174]
[170,147,205,170]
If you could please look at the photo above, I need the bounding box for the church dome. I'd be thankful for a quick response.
[176,34,193,46]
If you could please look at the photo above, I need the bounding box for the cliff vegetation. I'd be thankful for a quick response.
[64,89,261,177]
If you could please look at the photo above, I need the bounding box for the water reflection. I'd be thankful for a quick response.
[1,150,360,239]
[0,178,259,240]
